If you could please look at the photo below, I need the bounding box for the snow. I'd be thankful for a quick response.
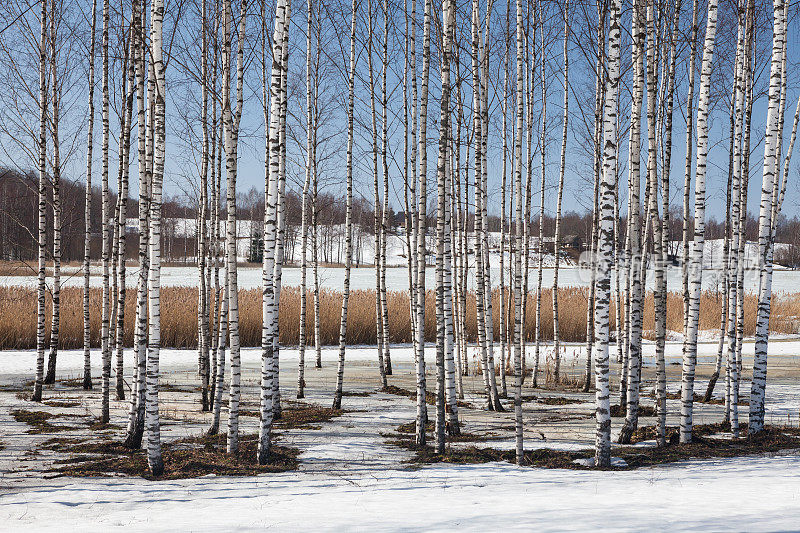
[1,339,800,530]
[2,454,800,531]
[5,263,800,294]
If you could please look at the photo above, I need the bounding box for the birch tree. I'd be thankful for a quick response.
[749,0,787,435]
[125,0,148,448]
[258,0,288,465]
[368,0,388,388]
[33,0,48,403]
[411,0,433,441]
[114,23,135,402]
[332,0,357,411]
[224,0,246,454]
[82,0,98,391]
[44,0,62,386]
[99,0,111,420]
[434,0,455,453]
[682,0,699,336]
[681,0,718,444]
[551,0,569,385]
[593,0,620,468]
[297,0,314,399]
[512,0,525,465]
[145,0,166,476]
[197,0,211,412]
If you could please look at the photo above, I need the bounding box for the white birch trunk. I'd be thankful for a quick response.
[99,0,111,419]
[593,0,620,468]
[145,0,166,475]
[83,0,98,391]
[681,0,719,444]
[749,0,786,435]
[33,0,48,403]
[224,0,246,454]
[332,0,357,411]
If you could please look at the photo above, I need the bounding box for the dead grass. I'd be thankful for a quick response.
[10,409,65,433]
[50,433,300,479]
[609,404,658,417]
[391,423,800,470]
[650,390,749,406]
[1,285,797,349]
[238,401,345,430]
[40,436,89,449]
[521,395,585,406]
[43,400,82,408]
[381,385,472,409]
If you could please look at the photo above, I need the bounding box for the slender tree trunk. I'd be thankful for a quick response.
[380,0,392,376]
[434,0,455,453]
[682,0,699,336]
[33,0,48,403]
[593,0,620,468]
[209,269,229,436]
[197,0,211,412]
[332,0,357,411]
[268,2,290,421]
[411,0,433,439]
[115,28,135,402]
[513,0,525,465]
[99,0,111,420]
[720,1,748,429]
[145,0,166,476]
[124,0,147,449]
[498,0,509,399]
[83,0,98,391]
[298,0,313,400]
[618,1,645,444]
[583,1,605,394]
[533,0,546,389]
[224,0,246,455]
[749,0,786,435]
[368,0,387,389]
[126,2,151,447]
[45,0,62,386]
[479,1,500,411]
[258,0,288,464]
[645,2,667,447]
[552,0,569,386]
[681,0,718,444]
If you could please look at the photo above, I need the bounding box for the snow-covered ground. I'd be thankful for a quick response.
[3,454,800,532]
[2,339,799,531]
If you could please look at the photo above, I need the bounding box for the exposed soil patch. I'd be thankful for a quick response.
[86,419,124,431]
[11,409,66,433]
[397,441,590,469]
[40,437,89,450]
[655,390,749,406]
[609,404,657,417]
[389,423,800,470]
[521,395,585,406]
[381,385,472,409]
[237,401,345,430]
[160,382,201,393]
[43,400,82,408]
[50,433,300,480]
[391,420,499,443]
[616,425,800,468]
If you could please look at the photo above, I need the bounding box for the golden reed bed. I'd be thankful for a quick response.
[0,286,796,349]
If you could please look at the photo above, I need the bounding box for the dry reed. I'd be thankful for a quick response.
[0,285,797,350]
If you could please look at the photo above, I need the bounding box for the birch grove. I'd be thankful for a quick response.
[6,0,800,481]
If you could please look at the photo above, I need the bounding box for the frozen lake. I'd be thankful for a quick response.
[3,264,799,294]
